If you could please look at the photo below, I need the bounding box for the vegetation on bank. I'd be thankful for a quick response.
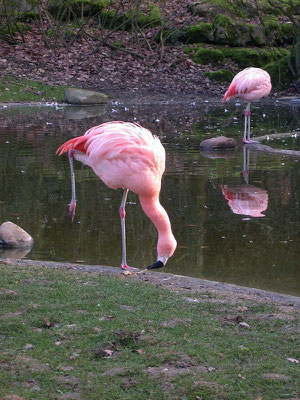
[0,0,299,93]
[0,76,68,102]
[0,263,299,399]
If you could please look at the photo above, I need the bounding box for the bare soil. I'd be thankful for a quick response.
[3,259,299,308]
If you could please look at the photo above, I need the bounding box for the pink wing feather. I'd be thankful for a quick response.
[223,68,271,102]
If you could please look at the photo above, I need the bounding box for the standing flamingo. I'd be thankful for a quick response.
[223,67,272,143]
[56,121,177,271]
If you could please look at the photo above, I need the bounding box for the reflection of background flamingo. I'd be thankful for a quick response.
[223,67,272,143]
[221,147,268,217]
[57,121,177,271]
[221,185,268,218]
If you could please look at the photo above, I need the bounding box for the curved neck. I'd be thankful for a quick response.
[139,195,173,240]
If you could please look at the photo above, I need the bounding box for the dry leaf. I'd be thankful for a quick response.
[287,357,299,364]
[123,270,132,276]
[239,321,250,328]
[42,318,53,329]
[99,315,115,321]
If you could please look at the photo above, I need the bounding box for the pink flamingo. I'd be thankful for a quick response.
[56,121,177,271]
[223,67,272,143]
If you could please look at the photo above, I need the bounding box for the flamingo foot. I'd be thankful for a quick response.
[243,138,258,144]
[147,261,164,270]
[121,264,139,271]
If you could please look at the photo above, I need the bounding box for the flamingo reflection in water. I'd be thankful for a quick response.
[221,147,268,218]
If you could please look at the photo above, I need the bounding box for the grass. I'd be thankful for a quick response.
[0,75,69,103]
[0,263,299,399]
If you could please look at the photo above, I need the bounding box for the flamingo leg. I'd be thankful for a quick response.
[243,102,259,143]
[120,189,138,271]
[243,108,248,142]
[68,150,76,221]
[243,102,251,143]
[247,102,251,142]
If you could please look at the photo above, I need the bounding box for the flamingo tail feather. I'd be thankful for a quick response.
[56,136,88,156]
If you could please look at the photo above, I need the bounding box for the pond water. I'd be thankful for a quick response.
[0,99,299,296]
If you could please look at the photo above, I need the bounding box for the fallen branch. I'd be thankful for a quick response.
[246,131,300,157]
[255,132,299,142]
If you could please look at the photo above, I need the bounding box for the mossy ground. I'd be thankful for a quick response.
[0,76,69,103]
[0,263,299,399]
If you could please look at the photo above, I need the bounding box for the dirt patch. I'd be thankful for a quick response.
[0,311,22,319]
[262,373,291,381]
[102,367,129,376]
[160,318,192,328]
[147,363,208,378]
[5,259,300,311]
[0,289,18,297]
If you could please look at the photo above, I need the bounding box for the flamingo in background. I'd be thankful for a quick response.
[56,121,177,271]
[223,67,272,143]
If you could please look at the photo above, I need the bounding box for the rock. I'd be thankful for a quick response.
[250,25,267,46]
[0,221,34,248]
[188,1,220,18]
[64,105,107,120]
[64,88,109,105]
[200,136,237,150]
[0,247,32,259]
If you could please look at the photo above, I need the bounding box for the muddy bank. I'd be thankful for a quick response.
[2,258,299,308]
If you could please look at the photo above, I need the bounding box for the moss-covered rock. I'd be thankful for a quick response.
[100,5,162,31]
[186,23,213,44]
[188,0,251,18]
[155,28,187,45]
[281,23,296,44]
[192,48,225,65]
[249,25,267,46]
[47,0,111,20]
[220,47,261,67]
[263,16,283,45]
[218,46,290,68]
[264,57,295,88]
[204,69,234,82]
[16,11,38,22]
[234,23,252,46]
[213,14,237,46]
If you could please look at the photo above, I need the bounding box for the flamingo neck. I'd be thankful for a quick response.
[139,195,175,261]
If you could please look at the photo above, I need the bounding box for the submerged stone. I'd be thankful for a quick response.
[0,221,34,248]
[200,136,237,150]
[65,88,109,105]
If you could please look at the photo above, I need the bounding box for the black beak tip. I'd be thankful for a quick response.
[147,261,164,270]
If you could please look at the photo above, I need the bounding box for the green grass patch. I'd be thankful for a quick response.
[0,76,70,103]
[0,264,299,399]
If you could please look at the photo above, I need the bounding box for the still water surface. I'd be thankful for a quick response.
[0,100,299,296]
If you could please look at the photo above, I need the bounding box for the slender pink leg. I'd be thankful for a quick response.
[243,102,258,143]
[68,150,76,221]
[120,189,138,271]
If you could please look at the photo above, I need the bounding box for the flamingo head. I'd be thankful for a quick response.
[147,234,177,270]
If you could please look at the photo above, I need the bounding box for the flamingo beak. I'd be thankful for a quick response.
[147,260,164,270]
[147,253,169,270]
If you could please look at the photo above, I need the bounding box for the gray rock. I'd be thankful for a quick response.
[64,105,107,120]
[189,1,218,18]
[200,136,237,150]
[65,88,109,105]
[0,221,34,248]
[250,26,267,46]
